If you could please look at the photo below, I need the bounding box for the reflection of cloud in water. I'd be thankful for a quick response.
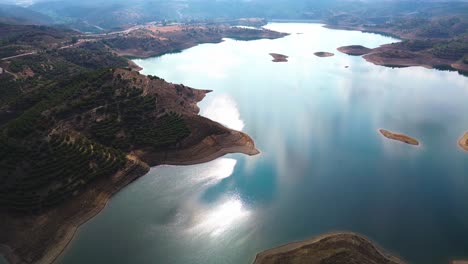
[152,157,252,239]
[185,158,238,186]
[202,94,245,131]
[174,45,243,79]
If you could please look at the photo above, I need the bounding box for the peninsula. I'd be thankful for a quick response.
[331,16,468,74]
[379,129,419,146]
[0,22,278,264]
[103,24,288,59]
[458,132,468,151]
[253,233,404,264]
[269,53,289,62]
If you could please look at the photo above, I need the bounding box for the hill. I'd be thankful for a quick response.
[0,4,52,25]
[0,22,265,264]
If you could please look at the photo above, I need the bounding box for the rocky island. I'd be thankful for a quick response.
[314,52,334,57]
[270,53,289,62]
[269,53,289,62]
[379,129,419,146]
[458,132,468,151]
[253,233,404,264]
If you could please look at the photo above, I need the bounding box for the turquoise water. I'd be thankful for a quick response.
[59,23,468,264]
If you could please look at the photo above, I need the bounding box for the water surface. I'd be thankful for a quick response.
[59,23,468,264]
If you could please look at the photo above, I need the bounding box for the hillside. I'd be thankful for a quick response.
[334,16,468,74]
[22,0,467,32]
[0,4,52,25]
[100,24,288,58]
[0,23,261,264]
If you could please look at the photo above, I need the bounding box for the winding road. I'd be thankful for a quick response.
[1,52,37,61]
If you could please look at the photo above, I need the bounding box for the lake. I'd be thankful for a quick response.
[58,23,468,264]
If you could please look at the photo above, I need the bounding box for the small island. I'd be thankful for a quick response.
[253,233,404,264]
[458,132,468,151]
[314,52,334,57]
[337,45,373,56]
[269,53,289,62]
[379,129,419,146]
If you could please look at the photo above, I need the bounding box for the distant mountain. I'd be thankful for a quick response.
[0,4,52,25]
[2,0,467,31]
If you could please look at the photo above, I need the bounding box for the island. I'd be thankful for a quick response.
[337,45,372,56]
[458,132,468,151]
[314,52,334,57]
[253,233,404,264]
[269,53,289,62]
[0,22,276,264]
[379,129,420,146]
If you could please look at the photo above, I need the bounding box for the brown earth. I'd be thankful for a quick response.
[314,51,334,57]
[337,45,372,56]
[269,53,289,62]
[379,129,419,146]
[458,132,468,151]
[253,232,405,264]
[106,25,288,59]
[338,44,465,71]
[334,28,467,74]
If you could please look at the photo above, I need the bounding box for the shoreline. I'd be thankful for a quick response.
[253,232,404,264]
[335,42,467,76]
[0,126,260,264]
[104,25,289,59]
[458,132,468,152]
[337,45,372,56]
[379,129,420,146]
[0,159,150,264]
[0,65,261,264]
[51,130,258,264]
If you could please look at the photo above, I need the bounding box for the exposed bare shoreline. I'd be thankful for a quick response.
[0,66,260,264]
[379,129,419,146]
[314,51,334,57]
[337,45,372,56]
[458,132,468,152]
[269,53,289,62]
[337,44,467,74]
[253,232,405,264]
[0,126,259,264]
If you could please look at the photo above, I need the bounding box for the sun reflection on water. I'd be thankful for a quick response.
[189,197,250,237]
